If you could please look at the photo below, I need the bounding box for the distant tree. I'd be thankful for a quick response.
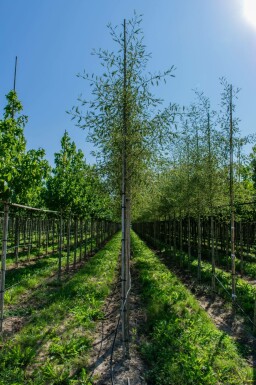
[250,145,256,191]
[45,131,112,218]
[0,90,50,205]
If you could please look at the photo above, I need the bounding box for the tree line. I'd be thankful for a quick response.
[0,90,114,219]
[1,14,256,223]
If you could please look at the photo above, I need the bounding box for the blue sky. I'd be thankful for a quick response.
[1,0,256,165]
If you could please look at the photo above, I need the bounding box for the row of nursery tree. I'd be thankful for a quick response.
[1,86,256,223]
[1,15,256,223]
[132,84,256,222]
[0,91,115,219]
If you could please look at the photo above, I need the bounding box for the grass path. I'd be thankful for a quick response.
[0,232,121,385]
[144,235,256,319]
[131,231,254,385]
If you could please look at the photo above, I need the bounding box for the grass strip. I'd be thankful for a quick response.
[4,234,104,306]
[0,232,121,385]
[131,232,254,385]
[5,255,58,305]
[147,235,256,319]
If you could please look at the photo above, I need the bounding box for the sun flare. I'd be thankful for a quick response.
[243,0,256,28]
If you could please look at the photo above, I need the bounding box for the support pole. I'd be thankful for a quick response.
[253,294,256,335]
[211,216,216,295]
[58,214,63,282]
[121,18,130,357]
[230,85,236,303]
[0,203,9,332]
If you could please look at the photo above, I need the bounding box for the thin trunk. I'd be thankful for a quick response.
[74,219,78,266]
[79,220,83,263]
[179,216,183,267]
[254,294,256,335]
[27,218,32,261]
[239,221,244,276]
[211,216,216,295]
[90,218,93,256]
[0,203,9,333]
[15,216,19,264]
[66,217,71,272]
[230,85,236,302]
[173,215,177,257]
[121,18,130,357]
[58,215,63,282]
[197,215,202,281]
[187,216,191,269]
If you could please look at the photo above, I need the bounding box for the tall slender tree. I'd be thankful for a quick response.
[0,91,49,205]
[70,13,176,354]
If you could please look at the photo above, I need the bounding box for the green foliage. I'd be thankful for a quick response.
[71,13,176,212]
[133,82,255,221]
[131,232,253,384]
[45,131,113,218]
[0,90,50,205]
[49,336,90,361]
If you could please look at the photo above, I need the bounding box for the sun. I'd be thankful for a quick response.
[243,0,256,29]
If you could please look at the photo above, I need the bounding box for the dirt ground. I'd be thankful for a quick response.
[162,257,256,369]
[88,250,256,383]
[2,247,255,383]
[88,264,148,385]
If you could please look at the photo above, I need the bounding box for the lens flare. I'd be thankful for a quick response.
[243,0,256,28]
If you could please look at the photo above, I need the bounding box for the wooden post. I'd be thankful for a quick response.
[253,294,256,335]
[66,216,71,272]
[27,217,32,261]
[173,215,177,258]
[45,219,49,256]
[229,85,236,303]
[52,219,55,253]
[239,221,244,276]
[179,215,183,267]
[38,217,42,258]
[197,215,202,281]
[74,218,78,266]
[0,203,9,332]
[211,216,216,295]
[14,215,19,264]
[79,219,83,263]
[90,218,93,255]
[84,220,87,259]
[188,216,191,269]
[58,215,63,282]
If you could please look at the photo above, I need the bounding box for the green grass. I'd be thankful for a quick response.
[0,232,121,385]
[145,235,256,319]
[4,255,59,305]
[4,232,108,306]
[131,232,254,385]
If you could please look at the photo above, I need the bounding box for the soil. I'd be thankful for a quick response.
[157,254,256,370]
[2,243,255,382]
[1,256,93,339]
[88,262,148,385]
[196,293,256,367]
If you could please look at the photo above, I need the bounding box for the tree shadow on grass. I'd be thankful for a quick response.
[1,239,119,384]
[5,255,58,289]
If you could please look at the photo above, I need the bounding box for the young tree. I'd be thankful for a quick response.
[45,131,112,218]
[0,90,50,205]
[70,14,176,354]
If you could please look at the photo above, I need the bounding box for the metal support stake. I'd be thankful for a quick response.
[58,214,63,282]
[0,203,9,332]
[253,294,256,335]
